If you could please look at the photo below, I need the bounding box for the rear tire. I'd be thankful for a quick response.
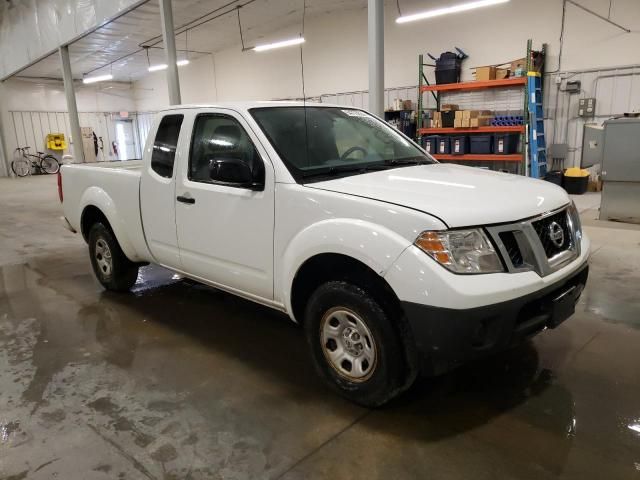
[88,223,139,292]
[40,155,60,174]
[304,281,414,407]
[11,159,31,177]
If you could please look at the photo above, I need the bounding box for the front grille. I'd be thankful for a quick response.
[486,206,579,277]
[532,210,571,258]
[499,231,524,268]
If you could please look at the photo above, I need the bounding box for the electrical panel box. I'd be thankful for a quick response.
[578,98,596,117]
[581,123,604,167]
[566,80,581,93]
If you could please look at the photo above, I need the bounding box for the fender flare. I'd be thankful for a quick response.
[280,218,412,318]
[79,187,141,262]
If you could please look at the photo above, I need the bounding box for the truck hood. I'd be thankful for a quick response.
[307,163,570,228]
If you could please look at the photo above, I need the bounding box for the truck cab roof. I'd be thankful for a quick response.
[158,101,345,113]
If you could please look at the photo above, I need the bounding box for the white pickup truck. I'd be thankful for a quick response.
[60,102,589,406]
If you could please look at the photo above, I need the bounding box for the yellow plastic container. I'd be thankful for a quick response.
[563,168,589,194]
[564,167,589,178]
[46,133,68,151]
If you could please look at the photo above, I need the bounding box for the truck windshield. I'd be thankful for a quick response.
[250,107,435,182]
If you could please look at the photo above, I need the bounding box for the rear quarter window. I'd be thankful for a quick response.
[151,114,184,178]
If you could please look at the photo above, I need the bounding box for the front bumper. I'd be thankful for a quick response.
[402,261,589,376]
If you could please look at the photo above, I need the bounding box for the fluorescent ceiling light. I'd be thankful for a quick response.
[396,0,509,23]
[83,74,113,84]
[148,59,190,72]
[253,37,305,52]
[148,63,168,72]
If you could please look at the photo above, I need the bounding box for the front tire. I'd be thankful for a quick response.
[88,223,139,292]
[304,281,413,407]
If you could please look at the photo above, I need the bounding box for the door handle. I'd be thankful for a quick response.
[176,195,195,204]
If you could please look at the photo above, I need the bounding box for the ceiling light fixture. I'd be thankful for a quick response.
[82,73,114,84]
[253,37,305,52]
[148,63,168,72]
[148,59,190,72]
[396,0,509,24]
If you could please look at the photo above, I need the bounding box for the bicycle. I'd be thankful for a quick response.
[11,147,60,177]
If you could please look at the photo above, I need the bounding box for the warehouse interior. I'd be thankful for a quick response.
[1,0,640,478]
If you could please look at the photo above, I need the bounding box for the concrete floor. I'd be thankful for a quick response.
[1,175,639,480]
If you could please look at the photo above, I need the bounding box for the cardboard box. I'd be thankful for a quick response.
[496,68,509,79]
[469,110,492,118]
[454,118,471,128]
[455,110,465,120]
[475,66,496,81]
[470,116,493,127]
[441,104,459,111]
[587,179,603,192]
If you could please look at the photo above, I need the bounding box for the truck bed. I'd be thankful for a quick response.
[61,161,152,262]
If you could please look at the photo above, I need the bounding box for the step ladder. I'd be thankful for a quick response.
[527,72,547,178]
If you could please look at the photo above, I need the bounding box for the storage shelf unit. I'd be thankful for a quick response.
[417,40,544,172]
[419,126,524,135]
[433,154,522,162]
[420,77,526,93]
[417,73,528,168]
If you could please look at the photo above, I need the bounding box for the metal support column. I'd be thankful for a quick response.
[59,45,85,163]
[0,82,10,176]
[159,0,181,105]
[368,0,384,117]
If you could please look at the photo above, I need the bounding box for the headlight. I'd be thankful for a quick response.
[414,229,504,274]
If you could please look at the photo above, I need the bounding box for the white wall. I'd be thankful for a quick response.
[132,0,640,107]
[1,78,136,112]
[130,0,640,170]
[133,55,218,111]
[0,78,138,170]
[2,0,639,174]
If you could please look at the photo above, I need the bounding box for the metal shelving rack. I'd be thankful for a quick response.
[416,40,545,175]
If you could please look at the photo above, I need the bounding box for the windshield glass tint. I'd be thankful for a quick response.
[250,107,434,180]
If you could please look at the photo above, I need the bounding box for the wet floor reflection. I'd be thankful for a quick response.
[0,257,638,479]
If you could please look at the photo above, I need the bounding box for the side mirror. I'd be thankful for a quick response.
[209,158,262,190]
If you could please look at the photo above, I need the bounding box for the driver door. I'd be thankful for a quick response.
[175,110,274,301]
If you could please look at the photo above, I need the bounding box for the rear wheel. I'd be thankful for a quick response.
[40,155,60,174]
[304,281,414,407]
[88,223,139,292]
[11,159,31,177]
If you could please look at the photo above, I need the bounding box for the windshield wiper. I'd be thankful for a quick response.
[301,159,428,180]
[301,162,397,179]
[383,157,427,166]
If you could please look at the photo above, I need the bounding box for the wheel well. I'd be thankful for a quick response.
[80,206,111,242]
[290,253,403,325]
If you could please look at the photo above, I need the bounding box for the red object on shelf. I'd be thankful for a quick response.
[421,77,526,93]
[433,154,522,162]
[419,126,524,135]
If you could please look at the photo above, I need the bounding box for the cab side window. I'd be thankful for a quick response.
[151,114,183,178]
[189,115,264,186]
